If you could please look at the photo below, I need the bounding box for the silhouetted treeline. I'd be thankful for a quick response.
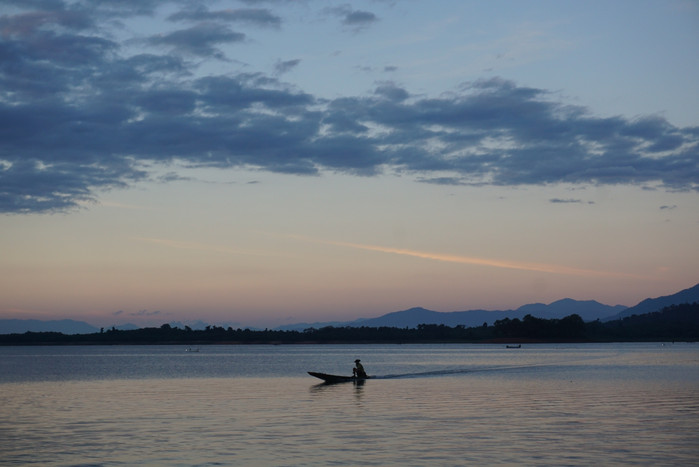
[2,303,697,345]
[492,314,585,340]
[585,302,699,341]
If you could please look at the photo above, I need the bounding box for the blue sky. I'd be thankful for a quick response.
[1,0,697,328]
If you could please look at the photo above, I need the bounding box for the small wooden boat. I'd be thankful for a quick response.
[308,371,370,384]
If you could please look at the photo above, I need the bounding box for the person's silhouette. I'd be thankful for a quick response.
[352,359,367,378]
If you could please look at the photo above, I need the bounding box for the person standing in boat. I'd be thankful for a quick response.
[353,359,367,378]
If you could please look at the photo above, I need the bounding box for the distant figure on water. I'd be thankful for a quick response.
[353,359,367,378]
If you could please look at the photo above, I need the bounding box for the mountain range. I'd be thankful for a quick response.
[2,283,697,335]
[606,283,699,320]
[278,299,627,331]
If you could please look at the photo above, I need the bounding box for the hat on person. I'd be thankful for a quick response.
[355,359,361,362]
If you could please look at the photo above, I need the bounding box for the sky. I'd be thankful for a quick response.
[1,0,698,329]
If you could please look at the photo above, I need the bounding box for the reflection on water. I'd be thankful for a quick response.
[0,343,697,465]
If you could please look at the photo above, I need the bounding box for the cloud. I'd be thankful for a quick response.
[168,7,282,28]
[549,198,594,205]
[0,8,93,35]
[289,235,644,279]
[147,23,246,57]
[274,58,301,75]
[327,5,379,31]
[131,309,163,317]
[1,3,698,214]
[343,10,378,27]
[374,82,410,102]
[417,176,468,186]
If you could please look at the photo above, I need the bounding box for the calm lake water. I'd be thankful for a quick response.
[1,343,697,466]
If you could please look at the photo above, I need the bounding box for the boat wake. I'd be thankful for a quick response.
[377,369,474,379]
[374,362,560,380]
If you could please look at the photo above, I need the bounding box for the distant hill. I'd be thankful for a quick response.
[0,319,238,335]
[278,299,626,331]
[275,318,365,332]
[347,299,625,329]
[514,299,627,321]
[3,300,698,345]
[592,302,699,341]
[289,285,699,330]
[605,283,699,321]
[356,307,475,328]
[4,283,696,334]
[0,319,99,335]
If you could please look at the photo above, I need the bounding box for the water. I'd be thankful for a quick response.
[1,343,697,466]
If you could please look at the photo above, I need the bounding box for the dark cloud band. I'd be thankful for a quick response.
[1,2,697,214]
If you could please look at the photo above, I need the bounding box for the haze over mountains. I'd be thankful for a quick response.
[2,283,698,335]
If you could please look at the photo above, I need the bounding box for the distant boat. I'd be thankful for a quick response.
[506,344,521,349]
[186,347,200,352]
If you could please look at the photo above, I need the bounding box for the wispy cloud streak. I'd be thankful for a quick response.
[290,235,642,278]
